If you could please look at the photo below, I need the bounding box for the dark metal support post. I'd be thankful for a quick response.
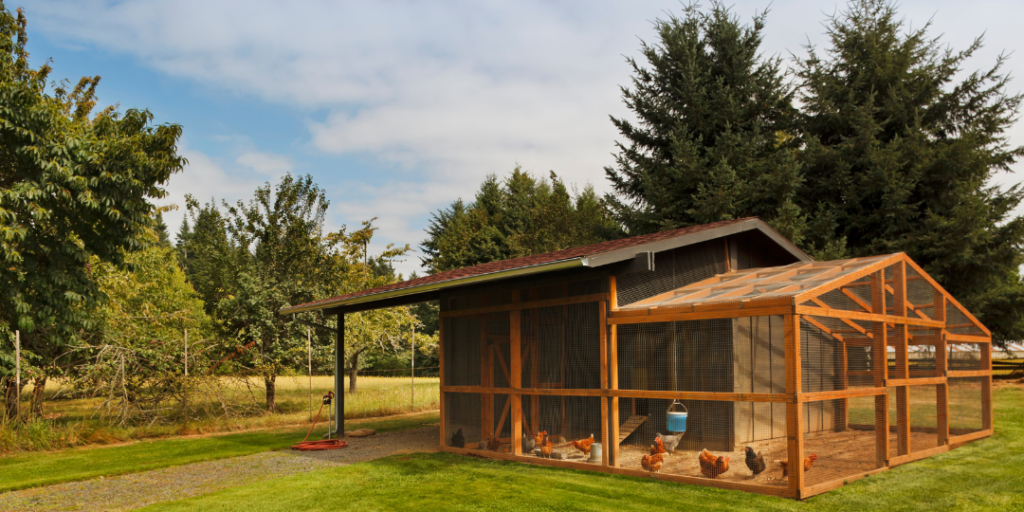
[335,313,345,436]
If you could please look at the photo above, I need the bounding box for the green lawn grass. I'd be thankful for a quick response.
[141,386,1024,512]
[0,411,439,493]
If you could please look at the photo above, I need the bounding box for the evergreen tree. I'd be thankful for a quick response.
[420,168,619,274]
[176,197,231,317]
[604,2,803,240]
[797,0,1024,343]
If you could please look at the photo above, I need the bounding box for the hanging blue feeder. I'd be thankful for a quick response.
[667,400,688,433]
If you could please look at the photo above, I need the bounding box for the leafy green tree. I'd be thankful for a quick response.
[604,2,803,239]
[79,227,214,425]
[796,0,1024,343]
[0,5,184,418]
[421,168,619,274]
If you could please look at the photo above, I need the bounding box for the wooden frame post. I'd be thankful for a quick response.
[870,271,889,466]
[785,314,805,497]
[893,261,911,457]
[936,332,949,446]
[610,323,620,467]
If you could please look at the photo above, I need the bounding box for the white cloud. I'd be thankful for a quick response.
[235,151,294,175]
[25,0,1024,276]
[157,145,267,239]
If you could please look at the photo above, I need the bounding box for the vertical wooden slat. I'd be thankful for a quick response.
[609,275,618,310]
[610,324,619,467]
[482,317,493,441]
[838,335,849,432]
[529,287,540,435]
[784,314,805,496]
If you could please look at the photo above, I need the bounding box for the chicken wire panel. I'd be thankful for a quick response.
[443,317,482,386]
[904,266,938,320]
[909,385,940,453]
[445,392,482,449]
[444,313,510,388]
[617,398,787,486]
[800,317,846,393]
[811,275,874,313]
[948,377,984,435]
[520,302,602,390]
[616,319,734,392]
[614,240,728,307]
[803,397,879,487]
[945,302,985,336]
[440,273,608,312]
[519,395,605,463]
[948,344,985,371]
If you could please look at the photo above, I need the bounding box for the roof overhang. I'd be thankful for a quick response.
[279,218,812,315]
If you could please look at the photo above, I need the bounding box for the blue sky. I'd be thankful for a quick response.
[18,0,1024,276]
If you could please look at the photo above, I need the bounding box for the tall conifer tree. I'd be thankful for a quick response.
[797,0,1024,343]
[604,2,802,240]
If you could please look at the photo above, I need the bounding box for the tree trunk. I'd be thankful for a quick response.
[348,348,366,394]
[31,376,46,418]
[3,378,24,422]
[264,374,277,412]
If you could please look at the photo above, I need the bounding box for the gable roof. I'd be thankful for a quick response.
[280,217,811,315]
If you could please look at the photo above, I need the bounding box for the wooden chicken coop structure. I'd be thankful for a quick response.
[281,218,993,500]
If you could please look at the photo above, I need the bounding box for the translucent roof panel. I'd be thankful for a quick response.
[620,254,896,310]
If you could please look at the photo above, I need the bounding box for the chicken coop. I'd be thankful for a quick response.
[281,218,993,500]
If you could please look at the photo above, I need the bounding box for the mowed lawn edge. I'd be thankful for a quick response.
[0,411,439,493]
[140,387,1024,512]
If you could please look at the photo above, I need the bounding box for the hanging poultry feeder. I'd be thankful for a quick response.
[667,400,688,434]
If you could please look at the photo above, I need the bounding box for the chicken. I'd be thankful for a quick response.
[570,434,596,456]
[743,447,766,477]
[641,453,664,473]
[539,433,554,458]
[649,437,667,456]
[776,454,818,477]
[487,435,501,452]
[656,432,683,454]
[533,430,547,448]
[698,449,730,479]
[450,428,465,448]
[522,432,536,453]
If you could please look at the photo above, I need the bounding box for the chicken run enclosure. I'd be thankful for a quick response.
[281,218,993,500]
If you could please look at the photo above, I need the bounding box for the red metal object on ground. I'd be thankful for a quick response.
[291,392,348,451]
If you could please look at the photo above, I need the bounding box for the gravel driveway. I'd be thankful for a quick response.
[0,426,440,512]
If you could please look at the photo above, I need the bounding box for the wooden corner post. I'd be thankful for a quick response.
[438,315,445,448]
[784,313,805,497]
[893,261,911,457]
[871,270,889,467]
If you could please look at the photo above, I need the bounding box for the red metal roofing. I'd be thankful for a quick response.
[287,217,767,311]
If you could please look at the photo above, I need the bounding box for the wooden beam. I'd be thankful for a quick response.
[888,444,950,467]
[610,321,619,467]
[609,275,618,310]
[441,293,610,318]
[439,446,795,498]
[949,429,993,446]
[945,334,991,343]
[798,387,886,402]
[799,467,889,500]
[982,344,993,430]
[893,261,911,458]
[794,306,944,328]
[609,305,793,325]
[441,386,794,402]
